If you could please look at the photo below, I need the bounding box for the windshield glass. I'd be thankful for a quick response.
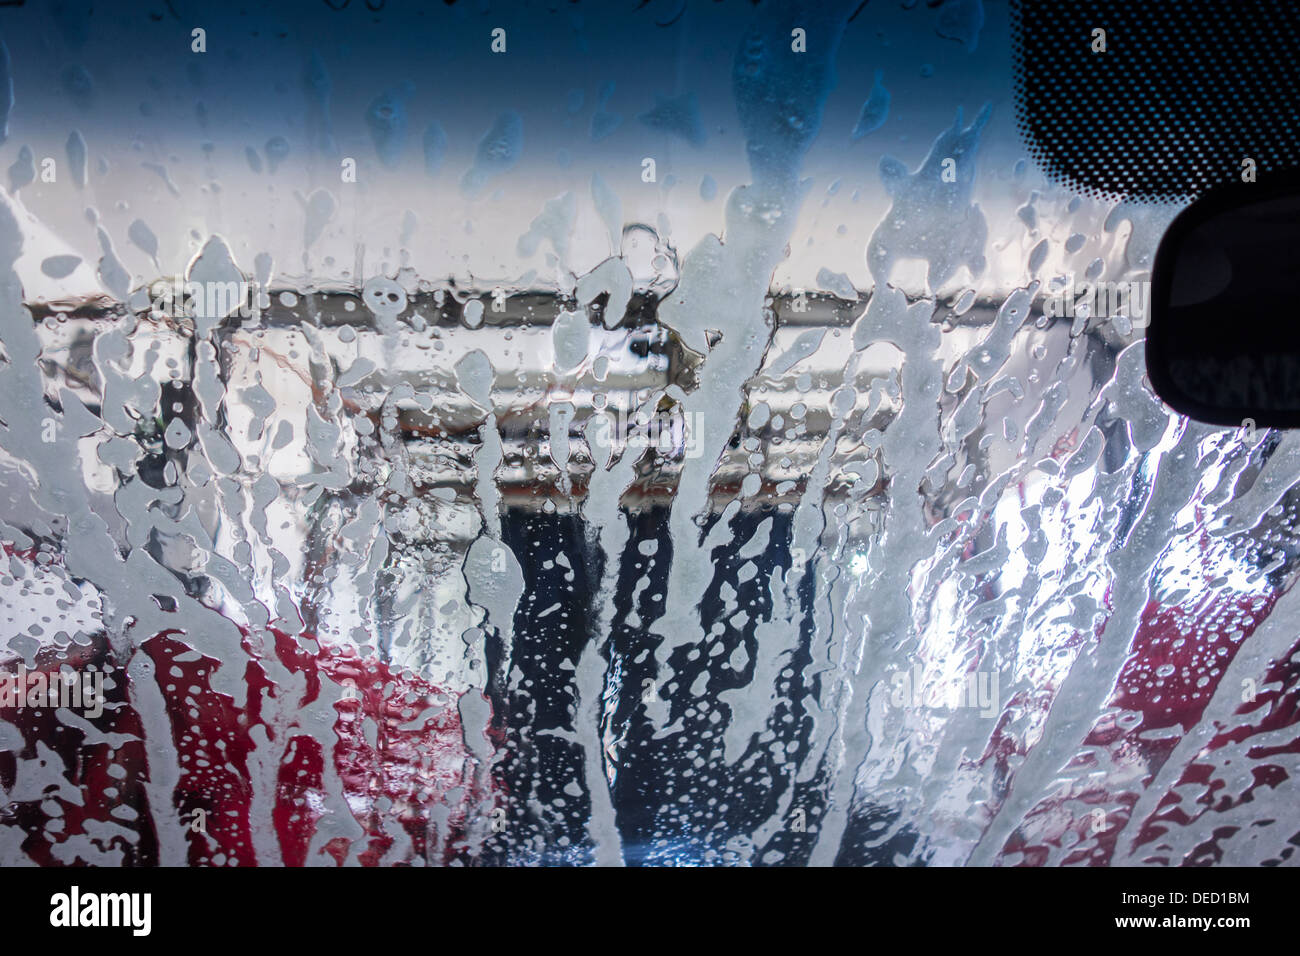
[0,0,1293,869]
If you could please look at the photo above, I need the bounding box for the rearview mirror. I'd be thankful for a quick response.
[1148,170,1300,428]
